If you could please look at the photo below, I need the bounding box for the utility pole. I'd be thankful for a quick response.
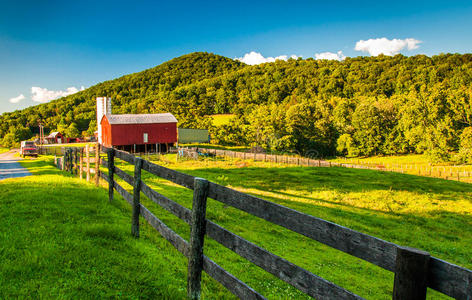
[38,122,44,146]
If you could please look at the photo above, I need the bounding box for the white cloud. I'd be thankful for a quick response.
[236,51,299,65]
[31,86,85,103]
[315,51,346,61]
[354,37,421,56]
[9,94,25,104]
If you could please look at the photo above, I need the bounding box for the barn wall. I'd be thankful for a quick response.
[101,117,113,147]
[110,123,177,146]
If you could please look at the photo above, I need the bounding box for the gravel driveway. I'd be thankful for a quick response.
[0,150,31,180]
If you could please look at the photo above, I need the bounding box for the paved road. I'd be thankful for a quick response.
[0,150,31,180]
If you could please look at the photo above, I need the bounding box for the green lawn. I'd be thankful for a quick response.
[0,158,213,299]
[1,155,471,299]
[0,147,9,154]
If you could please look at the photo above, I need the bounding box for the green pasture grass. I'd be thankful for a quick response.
[210,114,235,126]
[330,154,454,166]
[0,158,210,299]
[108,154,472,299]
[329,154,472,183]
[179,143,249,151]
[2,154,471,299]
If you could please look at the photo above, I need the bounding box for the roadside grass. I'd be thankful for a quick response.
[0,157,231,299]
[40,142,95,149]
[108,154,472,299]
[0,147,9,154]
[2,154,471,299]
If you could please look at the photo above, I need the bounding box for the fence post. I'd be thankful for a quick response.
[74,148,78,175]
[61,150,65,170]
[69,149,74,175]
[86,145,90,182]
[131,157,143,237]
[187,178,209,300]
[393,246,430,300]
[95,143,100,186]
[67,149,70,172]
[107,148,115,203]
[79,148,83,179]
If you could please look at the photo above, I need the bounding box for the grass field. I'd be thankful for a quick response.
[0,158,201,299]
[1,155,471,299]
[330,154,472,183]
[112,154,471,299]
[0,147,9,154]
[179,143,249,151]
[210,114,235,126]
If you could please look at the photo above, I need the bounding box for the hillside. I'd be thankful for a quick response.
[1,52,472,161]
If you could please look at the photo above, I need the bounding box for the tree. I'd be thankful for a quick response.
[458,127,472,163]
[65,123,80,138]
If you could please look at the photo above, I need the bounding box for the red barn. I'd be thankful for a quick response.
[46,132,64,144]
[100,113,178,152]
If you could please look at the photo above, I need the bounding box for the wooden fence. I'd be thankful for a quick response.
[45,144,101,185]
[47,145,472,299]
[183,147,354,167]
[80,146,470,299]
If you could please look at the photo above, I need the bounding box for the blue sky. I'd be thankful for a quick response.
[1,0,471,113]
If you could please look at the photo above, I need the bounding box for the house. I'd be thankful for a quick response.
[97,97,178,152]
[46,132,64,144]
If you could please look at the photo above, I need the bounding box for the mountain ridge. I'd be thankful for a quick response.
[1,51,472,161]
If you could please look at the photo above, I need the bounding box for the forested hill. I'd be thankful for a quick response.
[2,52,472,161]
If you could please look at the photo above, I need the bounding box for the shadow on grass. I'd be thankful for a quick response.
[173,165,472,198]
[135,167,472,271]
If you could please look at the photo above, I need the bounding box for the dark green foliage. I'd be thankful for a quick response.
[458,127,472,163]
[1,52,472,160]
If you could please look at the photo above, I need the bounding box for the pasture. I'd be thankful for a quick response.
[111,154,472,299]
[0,154,470,299]
[330,154,472,183]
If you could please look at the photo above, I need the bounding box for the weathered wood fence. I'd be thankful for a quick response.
[183,147,346,167]
[86,146,472,300]
[47,144,101,186]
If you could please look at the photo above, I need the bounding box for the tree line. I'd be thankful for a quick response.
[1,52,471,162]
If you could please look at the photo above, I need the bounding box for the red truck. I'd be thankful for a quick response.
[20,141,38,158]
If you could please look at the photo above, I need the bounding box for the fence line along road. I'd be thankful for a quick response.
[51,144,472,299]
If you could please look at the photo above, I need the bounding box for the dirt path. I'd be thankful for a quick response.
[0,149,31,180]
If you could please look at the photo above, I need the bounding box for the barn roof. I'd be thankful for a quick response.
[47,132,62,138]
[106,113,178,125]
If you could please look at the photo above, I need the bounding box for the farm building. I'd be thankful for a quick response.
[46,132,64,144]
[97,97,178,152]
[178,128,210,144]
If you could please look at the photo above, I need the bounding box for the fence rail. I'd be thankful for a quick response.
[51,144,472,299]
